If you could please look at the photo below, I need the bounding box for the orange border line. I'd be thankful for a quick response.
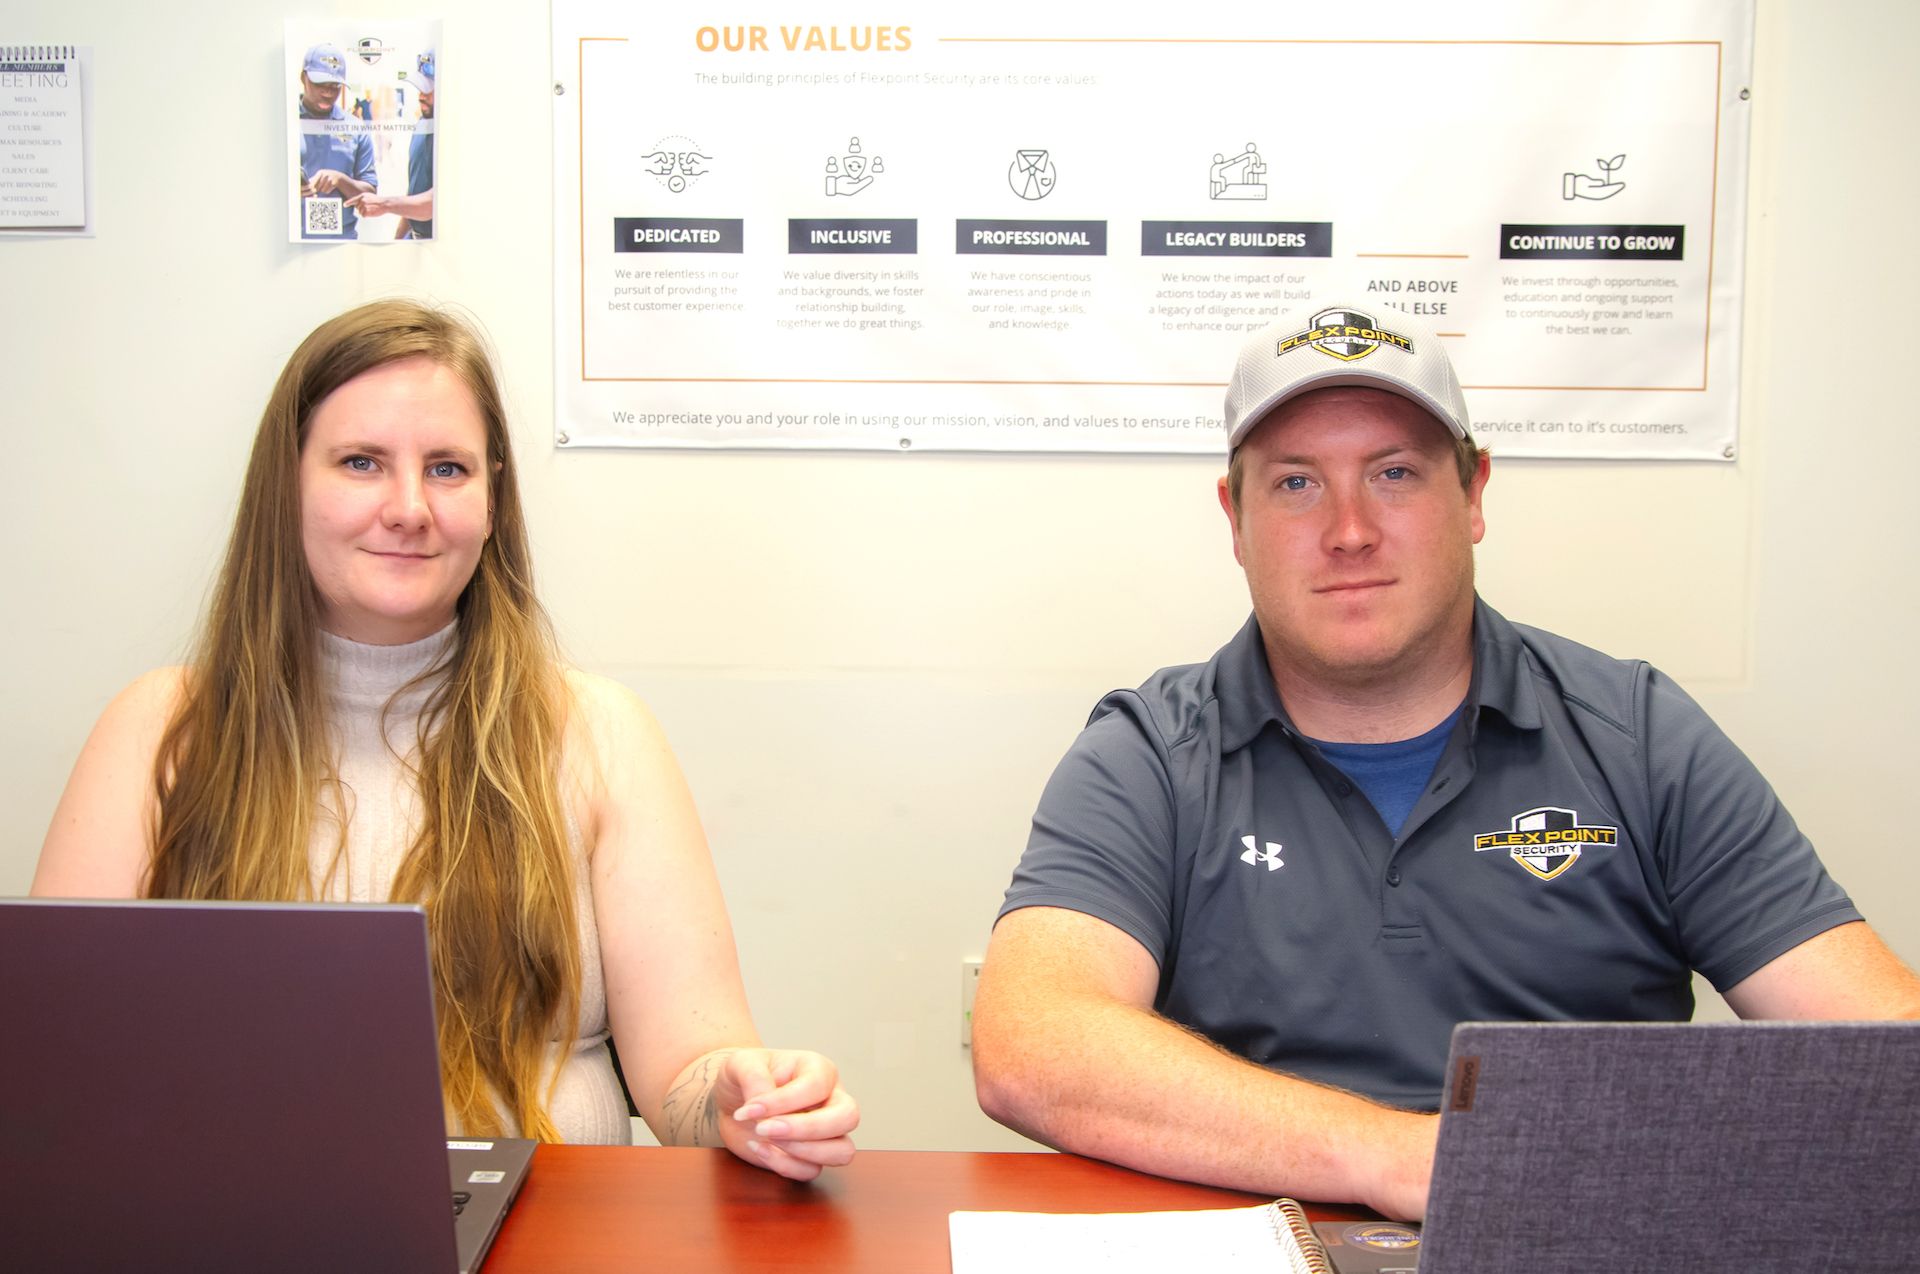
[580,377,1223,387]
[579,376,1705,392]
[1702,40,1722,390]
[1467,384,1705,393]
[937,38,1719,48]
[578,38,628,386]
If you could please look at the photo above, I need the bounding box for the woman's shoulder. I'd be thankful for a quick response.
[87,664,194,782]
[555,668,695,849]
[31,666,191,898]
[562,666,656,727]
[559,667,677,768]
[102,666,192,742]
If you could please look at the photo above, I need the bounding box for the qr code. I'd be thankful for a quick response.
[304,196,344,236]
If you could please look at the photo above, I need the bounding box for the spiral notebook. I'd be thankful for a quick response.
[0,44,87,228]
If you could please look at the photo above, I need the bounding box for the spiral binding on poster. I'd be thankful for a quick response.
[1,46,78,61]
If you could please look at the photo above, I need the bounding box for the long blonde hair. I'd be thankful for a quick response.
[146,299,581,1141]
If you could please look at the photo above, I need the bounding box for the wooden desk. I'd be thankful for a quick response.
[485,1147,1370,1273]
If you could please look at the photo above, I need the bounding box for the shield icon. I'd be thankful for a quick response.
[1308,308,1382,361]
[355,37,384,66]
[842,154,869,182]
[1508,806,1581,881]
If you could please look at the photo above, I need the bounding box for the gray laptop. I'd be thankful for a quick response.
[0,898,535,1273]
[1315,1019,1920,1273]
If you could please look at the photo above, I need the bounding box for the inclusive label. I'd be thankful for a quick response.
[1140,221,1332,258]
[955,219,1107,256]
[1499,224,1685,261]
[787,218,918,254]
[613,217,745,254]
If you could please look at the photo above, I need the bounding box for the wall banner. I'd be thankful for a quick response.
[553,2,1753,458]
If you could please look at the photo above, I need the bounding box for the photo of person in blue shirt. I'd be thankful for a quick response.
[295,43,376,241]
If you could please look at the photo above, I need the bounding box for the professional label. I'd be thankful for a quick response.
[954,218,1107,256]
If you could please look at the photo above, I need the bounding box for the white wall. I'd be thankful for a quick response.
[2,1,1913,1153]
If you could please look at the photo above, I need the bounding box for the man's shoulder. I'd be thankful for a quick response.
[1488,608,1662,741]
[1087,627,1253,754]
[1098,659,1211,733]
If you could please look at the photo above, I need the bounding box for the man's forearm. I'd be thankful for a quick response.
[975,991,1437,1219]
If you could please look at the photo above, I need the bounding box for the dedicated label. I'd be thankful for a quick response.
[613,217,745,254]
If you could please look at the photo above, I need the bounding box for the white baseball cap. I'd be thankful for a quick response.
[1223,301,1470,451]
[406,50,435,93]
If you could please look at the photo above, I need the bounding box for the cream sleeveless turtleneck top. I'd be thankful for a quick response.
[313,625,630,1144]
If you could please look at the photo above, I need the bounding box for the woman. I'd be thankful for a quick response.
[32,299,857,1179]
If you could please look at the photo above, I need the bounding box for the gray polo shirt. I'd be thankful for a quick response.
[999,599,1859,1110]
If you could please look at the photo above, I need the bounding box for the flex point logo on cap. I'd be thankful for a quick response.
[1275,306,1414,364]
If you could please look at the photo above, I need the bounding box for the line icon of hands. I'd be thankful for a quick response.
[825,169,875,196]
[1563,154,1626,201]
[640,137,712,193]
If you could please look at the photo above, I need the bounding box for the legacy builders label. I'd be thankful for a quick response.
[1140,221,1332,258]
[614,217,744,254]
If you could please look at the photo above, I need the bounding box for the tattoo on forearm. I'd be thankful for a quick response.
[661,1049,739,1148]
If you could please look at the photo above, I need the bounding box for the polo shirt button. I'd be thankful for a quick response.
[1386,869,1402,887]
[1337,782,1354,797]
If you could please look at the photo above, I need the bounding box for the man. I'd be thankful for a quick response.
[353,50,435,239]
[295,43,376,241]
[971,300,1920,1221]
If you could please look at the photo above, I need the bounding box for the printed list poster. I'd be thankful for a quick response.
[553,1,1753,457]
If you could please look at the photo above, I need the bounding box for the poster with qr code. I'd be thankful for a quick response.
[286,20,440,245]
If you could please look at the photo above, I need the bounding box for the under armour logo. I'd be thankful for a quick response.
[1240,835,1283,871]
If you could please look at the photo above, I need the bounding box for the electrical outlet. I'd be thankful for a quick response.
[961,958,983,1047]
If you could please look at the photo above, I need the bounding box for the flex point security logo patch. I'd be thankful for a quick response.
[1274,306,1414,364]
[1472,806,1617,881]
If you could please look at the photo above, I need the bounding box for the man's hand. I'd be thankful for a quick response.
[307,169,373,199]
